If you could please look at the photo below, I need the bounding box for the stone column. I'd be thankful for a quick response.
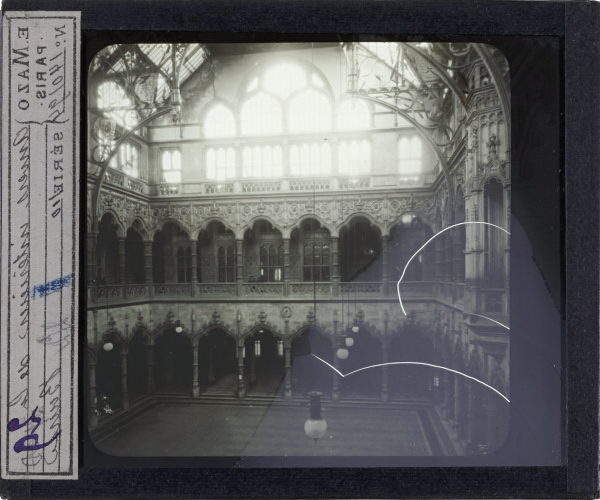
[121,347,129,410]
[118,237,127,297]
[208,348,215,385]
[454,229,463,282]
[237,345,245,399]
[445,233,453,282]
[190,243,198,297]
[443,369,453,419]
[283,238,290,296]
[143,241,153,297]
[284,346,292,400]
[236,238,243,297]
[381,344,389,402]
[433,368,442,403]
[146,344,155,394]
[435,235,444,282]
[486,392,497,450]
[192,345,200,397]
[382,235,390,296]
[331,237,340,296]
[332,344,341,401]
[88,352,98,429]
[466,380,478,452]
[87,231,98,303]
[454,375,463,436]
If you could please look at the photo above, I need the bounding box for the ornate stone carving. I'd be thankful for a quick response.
[280,306,292,319]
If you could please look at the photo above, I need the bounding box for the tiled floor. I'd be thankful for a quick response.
[94,402,436,457]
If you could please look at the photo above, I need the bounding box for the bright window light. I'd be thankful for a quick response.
[97,81,138,129]
[288,89,331,133]
[277,340,284,356]
[254,340,261,357]
[204,104,236,138]
[338,140,371,175]
[206,147,235,180]
[290,142,331,176]
[399,136,422,173]
[162,149,181,183]
[263,63,307,99]
[242,145,283,178]
[338,98,371,129]
[241,93,282,135]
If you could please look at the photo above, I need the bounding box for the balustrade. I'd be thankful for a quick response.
[88,279,450,305]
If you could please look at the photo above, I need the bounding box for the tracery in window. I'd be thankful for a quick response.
[218,245,236,283]
[260,244,284,282]
[338,140,371,175]
[398,136,422,174]
[204,104,236,138]
[263,63,307,99]
[242,145,283,178]
[290,143,331,176]
[162,149,181,183]
[241,93,282,135]
[177,247,192,283]
[206,147,236,180]
[303,243,331,281]
[288,89,332,133]
[109,142,139,178]
[338,99,371,130]
[97,81,138,129]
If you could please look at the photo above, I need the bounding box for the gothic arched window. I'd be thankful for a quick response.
[241,93,282,135]
[338,140,371,175]
[399,136,422,174]
[288,89,332,133]
[218,245,236,283]
[204,104,236,138]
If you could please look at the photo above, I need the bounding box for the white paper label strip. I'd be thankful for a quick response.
[1,11,80,480]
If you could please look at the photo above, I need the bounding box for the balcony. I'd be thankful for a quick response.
[150,172,437,198]
[88,280,439,305]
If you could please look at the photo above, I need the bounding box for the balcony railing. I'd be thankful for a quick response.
[148,172,437,198]
[89,280,444,305]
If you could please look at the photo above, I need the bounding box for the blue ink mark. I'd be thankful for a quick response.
[31,273,73,299]
[8,406,61,453]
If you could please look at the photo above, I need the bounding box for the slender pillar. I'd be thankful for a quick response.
[236,238,243,297]
[454,228,464,282]
[445,233,454,282]
[332,345,341,401]
[118,237,127,297]
[382,235,390,296]
[466,380,478,452]
[89,353,98,428]
[486,393,497,450]
[87,231,98,303]
[331,236,340,296]
[208,348,215,384]
[146,344,155,394]
[433,368,442,403]
[237,345,246,399]
[192,346,200,397]
[284,346,292,400]
[143,241,153,297]
[435,235,444,282]
[121,347,129,410]
[283,238,290,296]
[443,369,453,419]
[381,345,389,402]
[454,375,463,436]
[190,243,198,297]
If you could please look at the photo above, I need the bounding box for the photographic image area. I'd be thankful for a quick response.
[85,41,510,459]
